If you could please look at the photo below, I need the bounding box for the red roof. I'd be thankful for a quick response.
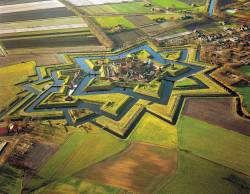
[0,127,8,135]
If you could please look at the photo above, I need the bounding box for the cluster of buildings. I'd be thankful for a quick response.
[155,31,195,47]
[200,24,250,68]
[0,117,32,136]
[195,24,249,43]
[100,55,160,82]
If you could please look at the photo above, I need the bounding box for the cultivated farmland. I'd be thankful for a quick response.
[0,8,75,23]
[158,151,250,194]
[183,97,250,135]
[76,143,177,193]
[178,115,250,175]
[0,0,249,193]
[2,35,100,50]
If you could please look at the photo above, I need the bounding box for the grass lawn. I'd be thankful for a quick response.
[78,93,130,105]
[135,49,151,60]
[174,77,199,88]
[110,2,152,13]
[235,85,250,113]
[157,151,250,194]
[27,127,127,190]
[0,61,36,110]
[134,81,162,98]
[95,16,135,29]
[152,0,190,9]
[178,115,250,176]
[34,176,125,194]
[160,50,181,61]
[100,96,132,116]
[130,112,177,148]
[0,164,23,194]
[164,64,190,77]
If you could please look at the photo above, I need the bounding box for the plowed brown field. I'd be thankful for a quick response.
[75,143,177,193]
[183,97,250,136]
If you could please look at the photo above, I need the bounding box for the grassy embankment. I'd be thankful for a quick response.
[147,67,229,122]
[95,100,149,136]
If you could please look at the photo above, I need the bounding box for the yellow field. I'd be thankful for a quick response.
[0,61,36,110]
[131,112,177,148]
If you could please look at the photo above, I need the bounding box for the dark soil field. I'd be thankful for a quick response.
[22,141,59,187]
[125,15,154,27]
[22,141,59,171]
[75,143,177,193]
[0,54,60,66]
[183,97,250,136]
[110,30,143,46]
[2,35,101,49]
[0,8,75,23]
[141,24,164,36]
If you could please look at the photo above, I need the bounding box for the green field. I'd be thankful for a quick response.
[152,0,190,9]
[110,2,152,13]
[236,85,250,113]
[147,13,184,21]
[83,2,152,15]
[178,115,250,175]
[157,151,250,194]
[131,112,177,148]
[95,16,135,29]
[27,128,127,190]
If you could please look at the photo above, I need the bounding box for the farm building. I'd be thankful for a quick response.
[0,125,8,136]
